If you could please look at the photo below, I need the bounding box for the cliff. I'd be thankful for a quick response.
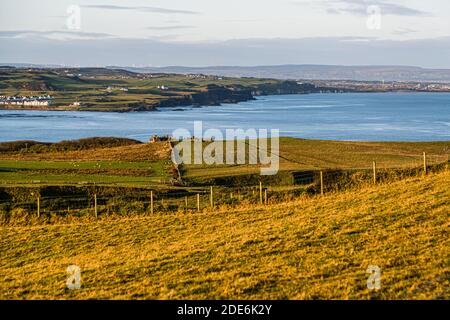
[156,84,254,109]
[155,81,325,111]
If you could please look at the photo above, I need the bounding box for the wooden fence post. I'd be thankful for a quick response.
[264,189,267,205]
[373,161,377,184]
[197,193,200,212]
[259,181,263,204]
[423,152,427,175]
[37,196,40,218]
[94,194,98,218]
[150,190,154,214]
[210,186,213,208]
[185,196,188,212]
[320,171,324,196]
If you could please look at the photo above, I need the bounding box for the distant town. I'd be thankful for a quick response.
[0,95,53,106]
[311,80,450,92]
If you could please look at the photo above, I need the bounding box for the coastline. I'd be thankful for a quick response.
[0,80,343,113]
[1,87,449,113]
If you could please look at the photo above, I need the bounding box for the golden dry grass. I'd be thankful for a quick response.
[1,170,449,299]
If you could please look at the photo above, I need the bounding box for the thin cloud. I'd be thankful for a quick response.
[223,19,264,23]
[0,30,116,39]
[392,27,418,35]
[146,25,195,31]
[82,5,199,15]
[293,0,431,17]
[2,36,450,68]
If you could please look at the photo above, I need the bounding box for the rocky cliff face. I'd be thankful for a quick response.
[190,85,254,106]
[155,81,326,110]
[251,81,318,96]
[156,84,254,109]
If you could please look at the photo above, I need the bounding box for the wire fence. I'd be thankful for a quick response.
[0,153,449,222]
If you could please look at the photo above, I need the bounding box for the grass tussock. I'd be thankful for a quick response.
[1,170,449,299]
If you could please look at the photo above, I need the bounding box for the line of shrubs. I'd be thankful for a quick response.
[0,137,142,154]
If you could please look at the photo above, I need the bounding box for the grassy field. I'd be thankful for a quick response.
[1,170,448,299]
[183,138,450,182]
[0,141,174,187]
[0,138,448,189]
[0,160,171,187]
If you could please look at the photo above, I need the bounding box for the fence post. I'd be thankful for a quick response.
[259,181,263,204]
[447,153,449,171]
[37,196,40,218]
[185,196,188,212]
[423,152,427,175]
[320,171,324,196]
[373,161,377,184]
[210,186,213,208]
[197,193,200,212]
[150,190,154,214]
[94,194,98,218]
[264,189,267,205]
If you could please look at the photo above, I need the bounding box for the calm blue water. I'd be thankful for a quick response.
[0,92,449,142]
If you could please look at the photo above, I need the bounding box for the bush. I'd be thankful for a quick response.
[117,201,146,215]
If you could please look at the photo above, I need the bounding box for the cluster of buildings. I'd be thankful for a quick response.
[312,80,450,92]
[417,83,450,91]
[0,95,53,106]
[149,135,214,143]
[186,74,223,80]
[106,86,129,92]
[150,135,171,143]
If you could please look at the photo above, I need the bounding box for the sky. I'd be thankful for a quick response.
[0,0,450,67]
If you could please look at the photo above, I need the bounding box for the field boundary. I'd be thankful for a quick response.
[1,154,448,224]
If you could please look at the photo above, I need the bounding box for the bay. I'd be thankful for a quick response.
[0,92,449,142]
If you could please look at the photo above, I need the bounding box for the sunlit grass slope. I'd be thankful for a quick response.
[1,171,449,299]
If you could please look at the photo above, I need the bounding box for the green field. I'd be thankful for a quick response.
[182,138,450,183]
[0,137,448,219]
[0,160,172,187]
[0,138,448,189]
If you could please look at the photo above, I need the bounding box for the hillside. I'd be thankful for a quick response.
[182,138,450,185]
[1,170,448,299]
[0,67,324,112]
[125,65,450,82]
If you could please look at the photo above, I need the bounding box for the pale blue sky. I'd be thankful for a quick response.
[1,0,450,67]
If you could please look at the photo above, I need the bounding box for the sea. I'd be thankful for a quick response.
[0,92,449,142]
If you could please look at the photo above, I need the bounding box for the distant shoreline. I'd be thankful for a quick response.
[1,89,450,113]
[2,67,450,113]
[1,136,449,149]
